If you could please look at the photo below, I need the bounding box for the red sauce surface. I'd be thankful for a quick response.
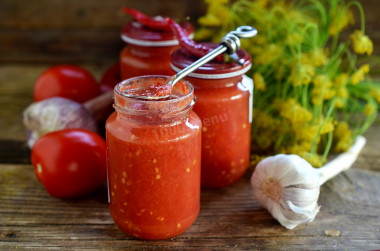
[106,77,201,239]
[123,81,172,98]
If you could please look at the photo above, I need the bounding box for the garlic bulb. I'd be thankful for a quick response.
[251,154,320,229]
[23,97,97,148]
[251,136,366,229]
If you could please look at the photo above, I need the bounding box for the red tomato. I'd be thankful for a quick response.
[31,129,107,198]
[34,65,100,103]
[99,62,121,93]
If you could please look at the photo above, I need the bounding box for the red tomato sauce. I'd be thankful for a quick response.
[190,76,251,187]
[122,81,172,98]
[171,47,252,188]
[120,21,193,80]
[106,76,201,240]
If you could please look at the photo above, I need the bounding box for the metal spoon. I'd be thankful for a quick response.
[122,26,257,100]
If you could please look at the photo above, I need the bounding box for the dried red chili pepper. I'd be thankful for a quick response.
[122,8,221,61]
[166,18,222,61]
[122,7,171,31]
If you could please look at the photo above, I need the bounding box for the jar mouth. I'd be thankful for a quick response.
[170,62,252,79]
[114,75,194,116]
[170,43,252,78]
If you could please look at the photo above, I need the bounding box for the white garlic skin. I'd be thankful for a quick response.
[251,154,321,229]
[23,97,98,148]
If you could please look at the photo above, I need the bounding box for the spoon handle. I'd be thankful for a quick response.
[169,26,258,86]
[169,45,227,86]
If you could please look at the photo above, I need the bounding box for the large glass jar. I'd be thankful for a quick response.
[171,47,253,188]
[120,21,192,79]
[106,76,202,240]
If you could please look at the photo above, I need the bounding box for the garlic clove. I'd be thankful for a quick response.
[23,97,98,148]
[251,154,321,229]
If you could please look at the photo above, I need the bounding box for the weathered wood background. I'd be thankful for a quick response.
[0,0,204,63]
[1,0,380,250]
[0,0,380,63]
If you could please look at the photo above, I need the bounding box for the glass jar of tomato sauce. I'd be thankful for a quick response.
[120,21,193,79]
[171,47,253,188]
[106,76,202,240]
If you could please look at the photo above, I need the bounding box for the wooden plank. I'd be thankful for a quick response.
[1,137,380,251]
[1,56,380,250]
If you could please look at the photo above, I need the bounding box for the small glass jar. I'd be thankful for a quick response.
[171,47,253,188]
[120,21,193,79]
[106,76,202,240]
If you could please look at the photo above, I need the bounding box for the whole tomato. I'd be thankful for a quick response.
[31,129,107,198]
[34,65,100,103]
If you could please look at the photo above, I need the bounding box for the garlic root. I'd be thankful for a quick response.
[317,136,366,185]
[83,91,114,122]
[251,136,366,229]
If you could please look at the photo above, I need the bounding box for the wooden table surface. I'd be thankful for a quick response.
[1,64,380,250]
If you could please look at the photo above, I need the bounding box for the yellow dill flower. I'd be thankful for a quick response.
[198,0,230,27]
[351,64,370,84]
[250,154,266,167]
[194,27,214,41]
[302,49,328,67]
[240,39,255,54]
[290,63,315,86]
[296,125,319,141]
[313,74,330,87]
[328,7,354,35]
[253,72,266,91]
[255,0,269,8]
[287,9,311,25]
[320,119,334,134]
[198,13,221,27]
[350,30,374,55]
[299,152,323,167]
[335,97,347,109]
[370,87,380,103]
[282,141,312,156]
[335,137,352,152]
[334,121,353,152]
[311,75,336,105]
[253,110,279,129]
[253,44,282,65]
[337,87,349,98]
[205,0,229,4]
[287,33,304,46]
[333,73,349,87]
[272,57,289,81]
[333,74,349,108]
[253,35,267,46]
[334,121,350,138]
[275,98,313,124]
[364,103,376,115]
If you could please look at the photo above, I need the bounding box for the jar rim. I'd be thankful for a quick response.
[170,43,252,78]
[170,62,252,79]
[114,75,194,116]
